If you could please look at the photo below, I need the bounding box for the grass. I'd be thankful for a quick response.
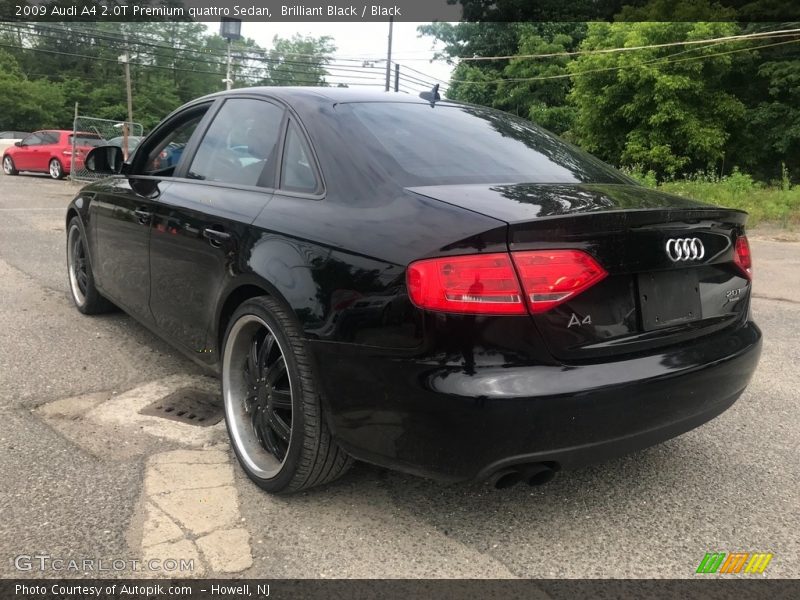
[626,168,800,228]
[661,181,800,227]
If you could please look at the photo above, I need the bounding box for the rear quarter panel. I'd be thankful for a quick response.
[243,189,508,350]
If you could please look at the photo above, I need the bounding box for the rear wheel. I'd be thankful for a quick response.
[49,158,64,179]
[2,155,17,175]
[222,296,352,494]
[67,217,114,314]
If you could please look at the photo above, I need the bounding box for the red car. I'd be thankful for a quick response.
[2,130,103,179]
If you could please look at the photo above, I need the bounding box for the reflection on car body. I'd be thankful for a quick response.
[65,87,761,494]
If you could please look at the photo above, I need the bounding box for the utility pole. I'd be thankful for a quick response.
[118,51,134,160]
[384,16,394,92]
[220,18,242,91]
[225,38,233,90]
[125,57,133,130]
[71,102,78,179]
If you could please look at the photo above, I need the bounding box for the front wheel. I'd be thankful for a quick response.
[3,155,17,175]
[222,296,352,494]
[67,217,114,314]
[49,158,64,179]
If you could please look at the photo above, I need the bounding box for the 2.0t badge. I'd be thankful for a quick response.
[666,237,705,262]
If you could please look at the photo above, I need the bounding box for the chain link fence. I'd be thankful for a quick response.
[70,116,143,181]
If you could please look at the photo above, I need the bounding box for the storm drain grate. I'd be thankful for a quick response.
[140,388,223,427]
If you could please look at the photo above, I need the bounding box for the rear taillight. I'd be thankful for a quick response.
[406,249,607,315]
[512,250,608,314]
[733,235,752,279]
[407,253,525,315]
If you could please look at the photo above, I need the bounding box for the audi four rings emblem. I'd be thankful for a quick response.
[665,237,705,262]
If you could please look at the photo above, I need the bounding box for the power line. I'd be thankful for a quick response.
[18,22,452,88]
[1,22,451,92]
[20,21,389,64]
[397,71,444,89]
[391,65,448,92]
[398,62,447,83]
[450,37,800,85]
[0,42,386,87]
[0,26,394,89]
[1,24,384,77]
[457,27,800,61]
[396,82,418,94]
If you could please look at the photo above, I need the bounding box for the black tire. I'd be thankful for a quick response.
[222,295,352,494]
[66,217,115,314]
[2,155,18,175]
[49,158,65,179]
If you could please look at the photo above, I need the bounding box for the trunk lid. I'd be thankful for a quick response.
[407,183,751,360]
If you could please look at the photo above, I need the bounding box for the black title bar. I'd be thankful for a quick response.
[5,0,800,22]
[3,579,800,600]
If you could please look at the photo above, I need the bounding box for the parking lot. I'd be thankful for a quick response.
[0,171,798,579]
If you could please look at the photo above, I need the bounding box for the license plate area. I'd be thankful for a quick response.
[638,269,702,331]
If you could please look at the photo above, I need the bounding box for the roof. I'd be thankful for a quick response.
[200,86,453,106]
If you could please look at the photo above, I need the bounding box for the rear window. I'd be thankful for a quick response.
[69,134,103,146]
[345,103,629,186]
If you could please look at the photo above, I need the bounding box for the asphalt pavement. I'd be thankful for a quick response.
[0,172,797,579]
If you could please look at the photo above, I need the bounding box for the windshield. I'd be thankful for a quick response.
[344,102,630,186]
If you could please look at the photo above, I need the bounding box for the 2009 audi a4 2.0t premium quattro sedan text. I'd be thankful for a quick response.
[67,87,761,493]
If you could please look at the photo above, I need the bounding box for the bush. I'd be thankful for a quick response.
[620,165,658,188]
[720,168,756,197]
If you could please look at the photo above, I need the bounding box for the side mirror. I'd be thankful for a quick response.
[14,141,21,147]
[85,145,125,175]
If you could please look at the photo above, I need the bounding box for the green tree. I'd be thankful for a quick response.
[420,22,584,133]
[568,21,747,178]
[746,60,800,181]
[495,24,586,133]
[0,22,335,133]
[418,21,525,104]
[259,34,336,86]
[0,50,64,129]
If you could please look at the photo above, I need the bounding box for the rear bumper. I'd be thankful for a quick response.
[311,321,762,482]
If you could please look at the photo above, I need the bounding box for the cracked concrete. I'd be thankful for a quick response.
[91,375,226,447]
[33,375,253,577]
[137,448,253,575]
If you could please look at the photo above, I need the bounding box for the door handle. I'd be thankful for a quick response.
[134,209,152,225]
[203,228,231,247]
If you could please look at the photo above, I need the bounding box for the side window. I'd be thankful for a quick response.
[188,98,284,188]
[280,122,319,194]
[141,114,205,176]
[22,133,43,146]
[41,132,59,144]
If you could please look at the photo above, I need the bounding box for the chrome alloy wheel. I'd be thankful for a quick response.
[223,314,294,479]
[67,223,88,306]
[49,159,62,179]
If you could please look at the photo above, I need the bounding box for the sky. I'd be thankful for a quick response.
[205,21,456,96]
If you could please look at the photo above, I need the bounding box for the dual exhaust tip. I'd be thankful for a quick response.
[489,463,558,490]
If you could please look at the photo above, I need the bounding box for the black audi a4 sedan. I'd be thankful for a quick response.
[67,87,761,493]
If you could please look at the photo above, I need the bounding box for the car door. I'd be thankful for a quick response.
[36,131,60,171]
[91,103,213,322]
[13,132,43,171]
[148,96,286,355]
